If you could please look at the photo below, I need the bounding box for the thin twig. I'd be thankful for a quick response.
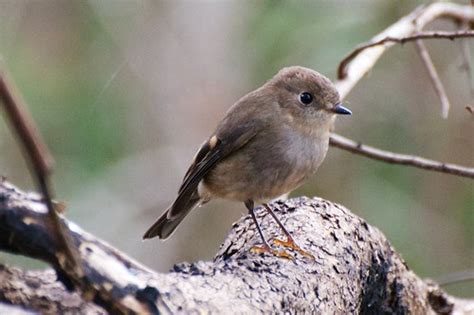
[338,30,474,80]
[335,2,474,99]
[458,22,474,96]
[436,270,474,287]
[415,40,451,118]
[0,67,83,277]
[0,70,54,176]
[329,134,474,179]
[332,3,474,179]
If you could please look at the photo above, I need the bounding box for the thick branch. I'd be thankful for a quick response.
[1,180,472,314]
[0,264,106,314]
[329,134,474,178]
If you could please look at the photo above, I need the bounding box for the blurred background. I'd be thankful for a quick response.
[0,0,472,297]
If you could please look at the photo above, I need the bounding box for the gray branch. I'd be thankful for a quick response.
[1,180,472,314]
[0,265,106,314]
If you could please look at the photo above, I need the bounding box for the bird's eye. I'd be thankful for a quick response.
[299,92,313,105]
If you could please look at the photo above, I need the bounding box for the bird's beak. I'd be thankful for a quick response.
[331,103,352,115]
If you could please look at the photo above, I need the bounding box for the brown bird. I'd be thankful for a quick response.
[143,66,351,257]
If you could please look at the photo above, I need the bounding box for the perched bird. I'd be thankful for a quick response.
[143,66,351,257]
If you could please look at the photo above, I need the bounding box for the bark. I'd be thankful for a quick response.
[0,180,472,314]
[0,265,105,314]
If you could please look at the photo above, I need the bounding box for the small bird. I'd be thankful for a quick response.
[143,66,351,257]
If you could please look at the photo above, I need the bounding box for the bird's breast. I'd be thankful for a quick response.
[203,126,330,202]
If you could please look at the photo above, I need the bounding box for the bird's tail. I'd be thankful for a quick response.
[143,197,200,240]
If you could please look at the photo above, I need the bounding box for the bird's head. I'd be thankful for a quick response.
[269,66,351,130]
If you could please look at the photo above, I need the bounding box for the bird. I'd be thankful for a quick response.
[143,66,351,257]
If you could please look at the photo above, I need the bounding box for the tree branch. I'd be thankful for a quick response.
[329,134,474,178]
[335,3,474,97]
[415,39,451,118]
[331,2,474,179]
[1,179,473,314]
[0,68,54,176]
[458,22,474,96]
[337,30,474,81]
[0,264,106,314]
[1,2,473,313]
[0,67,84,285]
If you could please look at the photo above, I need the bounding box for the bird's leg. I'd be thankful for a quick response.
[245,200,292,259]
[262,203,315,260]
[247,201,271,250]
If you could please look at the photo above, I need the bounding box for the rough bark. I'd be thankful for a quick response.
[0,180,472,314]
[0,265,106,314]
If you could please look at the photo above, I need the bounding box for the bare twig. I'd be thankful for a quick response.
[0,69,54,176]
[458,22,474,95]
[0,68,83,278]
[415,40,451,118]
[436,270,474,287]
[332,3,474,178]
[329,134,474,179]
[338,30,474,80]
[460,39,473,95]
[335,3,474,98]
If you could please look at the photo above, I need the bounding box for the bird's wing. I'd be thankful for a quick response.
[168,122,260,219]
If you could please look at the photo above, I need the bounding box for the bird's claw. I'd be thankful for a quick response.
[250,244,293,260]
[273,238,315,260]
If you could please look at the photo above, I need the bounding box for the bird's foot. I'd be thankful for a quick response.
[273,238,315,260]
[250,244,293,260]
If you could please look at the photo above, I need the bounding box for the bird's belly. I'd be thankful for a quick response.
[203,133,327,202]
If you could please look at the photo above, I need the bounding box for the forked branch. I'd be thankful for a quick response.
[337,30,474,80]
[335,3,474,97]
[332,2,474,179]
